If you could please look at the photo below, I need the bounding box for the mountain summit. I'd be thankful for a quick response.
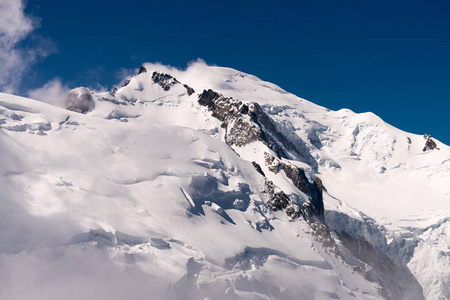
[0,61,448,300]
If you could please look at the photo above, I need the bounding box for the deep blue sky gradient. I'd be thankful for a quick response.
[23,0,450,144]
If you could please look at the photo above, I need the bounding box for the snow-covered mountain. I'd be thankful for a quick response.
[0,61,448,300]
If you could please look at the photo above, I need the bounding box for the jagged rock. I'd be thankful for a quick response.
[122,80,131,87]
[264,152,280,173]
[423,134,439,151]
[151,71,195,96]
[198,88,339,265]
[112,86,118,94]
[138,66,147,74]
[285,203,304,221]
[198,90,283,154]
[183,84,195,96]
[198,89,263,147]
[197,89,317,166]
[226,112,262,147]
[198,89,245,121]
[64,87,94,114]
[151,71,180,91]
[251,161,265,177]
[247,102,289,158]
[263,151,331,256]
[264,152,324,220]
[198,89,221,109]
[264,179,290,211]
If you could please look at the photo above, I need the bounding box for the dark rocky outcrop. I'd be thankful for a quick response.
[152,71,179,91]
[198,89,247,122]
[283,164,324,218]
[260,153,340,254]
[151,71,195,96]
[264,152,324,221]
[197,89,325,222]
[262,174,338,254]
[259,151,342,255]
[137,66,147,74]
[251,161,265,177]
[264,179,290,212]
[198,89,316,166]
[122,80,131,87]
[198,88,342,258]
[183,84,195,96]
[423,134,439,151]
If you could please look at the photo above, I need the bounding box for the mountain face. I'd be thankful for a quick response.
[0,61,448,300]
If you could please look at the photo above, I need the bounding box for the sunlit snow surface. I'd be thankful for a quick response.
[0,61,448,299]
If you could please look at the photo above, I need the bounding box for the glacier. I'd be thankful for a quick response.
[0,60,448,300]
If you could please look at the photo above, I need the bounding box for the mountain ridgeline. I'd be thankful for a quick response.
[0,62,447,300]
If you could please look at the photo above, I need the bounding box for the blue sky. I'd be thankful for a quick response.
[2,0,449,144]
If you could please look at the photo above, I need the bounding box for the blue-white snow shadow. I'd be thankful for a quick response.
[186,174,251,224]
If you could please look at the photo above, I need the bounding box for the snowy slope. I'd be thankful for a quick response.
[0,60,448,299]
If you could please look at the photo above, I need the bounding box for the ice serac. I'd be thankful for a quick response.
[0,61,448,300]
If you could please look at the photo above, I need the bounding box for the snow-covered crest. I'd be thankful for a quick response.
[0,61,448,299]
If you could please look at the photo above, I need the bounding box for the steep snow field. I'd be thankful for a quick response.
[0,61,448,299]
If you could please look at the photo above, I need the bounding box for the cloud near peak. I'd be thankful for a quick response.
[27,78,71,106]
[0,0,55,94]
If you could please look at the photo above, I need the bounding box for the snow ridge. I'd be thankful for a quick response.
[0,61,448,300]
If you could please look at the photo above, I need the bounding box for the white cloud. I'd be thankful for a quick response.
[115,67,138,87]
[0,0,54,93]
[27,78,70,106]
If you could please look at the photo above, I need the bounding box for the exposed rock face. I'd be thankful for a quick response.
[198,89,316,167]
[198,89,247,122]
[122,80,131,87]
[254,151,342,255]
[138,66,147,74]
[423,134,439,151]
[264,152,324,221]
[151,71,178,91]
[197,88,325,223]
[283,164,324,218]
[197,88,341,262]
[183,84,195,96]
[251,161,265,177]
[151,71,195,96]
[263,179,291,212]
[64,87,94,114]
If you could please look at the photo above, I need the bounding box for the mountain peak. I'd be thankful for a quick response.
[0,62,448,300]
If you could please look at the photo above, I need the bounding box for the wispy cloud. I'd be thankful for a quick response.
[0,0,55,94]
[27,78,70,106]
[115,67,138,87]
